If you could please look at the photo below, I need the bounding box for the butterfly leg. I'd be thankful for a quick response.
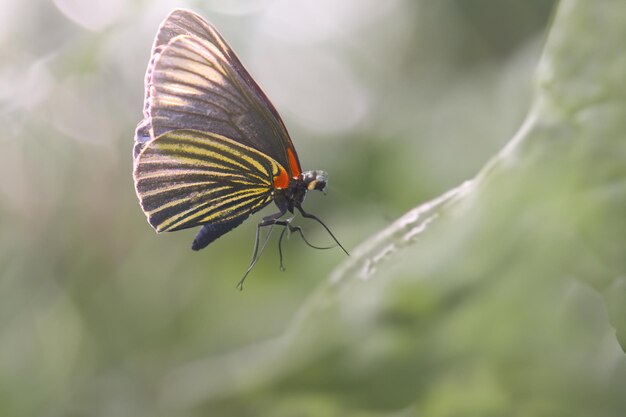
[254,215,293,273]
[281,221,336,250]
[238,208,347,289]
[276,217,336,271]
[277,226,289,271]
[237,211,285,290]
[296,206,349,256]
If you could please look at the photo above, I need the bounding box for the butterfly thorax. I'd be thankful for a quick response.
[273,170,328,214]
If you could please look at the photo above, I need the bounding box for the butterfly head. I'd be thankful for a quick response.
[302,170,328,194]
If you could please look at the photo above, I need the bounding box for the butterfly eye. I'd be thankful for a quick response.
[303,171,327,192]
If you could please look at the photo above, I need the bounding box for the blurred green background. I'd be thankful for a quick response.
[3,0,626,416]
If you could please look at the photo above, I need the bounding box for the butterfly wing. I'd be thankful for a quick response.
[135,9,301,178]
[133,129,284,235]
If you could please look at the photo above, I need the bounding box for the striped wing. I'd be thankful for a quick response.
[133,129,284,233]
[134,9,301,178]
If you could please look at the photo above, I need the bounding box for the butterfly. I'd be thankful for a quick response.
[133,9,348,288]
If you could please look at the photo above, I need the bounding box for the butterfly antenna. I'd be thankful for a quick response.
[297,206,349,256]
[287,224,336,250]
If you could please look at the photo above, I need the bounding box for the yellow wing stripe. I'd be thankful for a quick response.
[133,129,285,233]
[163,133,271,177]
[148,185,260,218]
[198,196,269,225]
[159,188,270,231]
[136,166,268,190]
[140,181,224,198]
[144,185,232,214]
[136,142,273,185]
[146,136,271,178]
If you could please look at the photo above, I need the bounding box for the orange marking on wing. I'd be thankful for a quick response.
[273,166,290,189]
[287,148,301,178]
